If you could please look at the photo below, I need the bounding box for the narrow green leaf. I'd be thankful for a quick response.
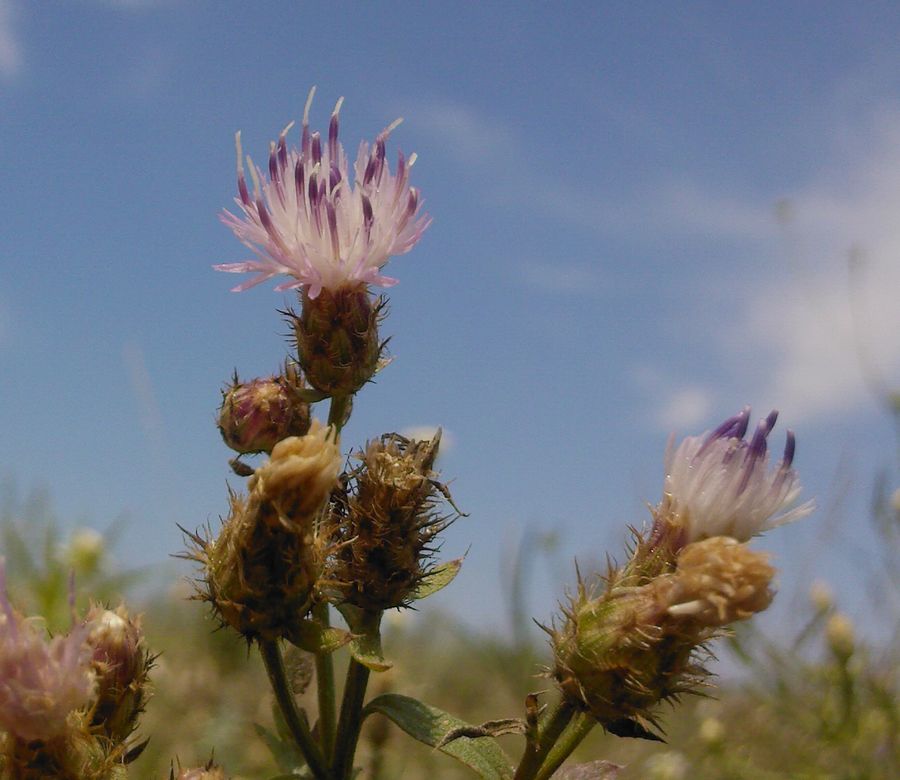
[411,558,463,601]
[363,693,514,780]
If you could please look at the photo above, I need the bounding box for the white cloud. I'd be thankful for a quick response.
[123,341,165,450]
[520,260,604,295]
[656,386,715,430]
[410,99,517,164]
[400,425,455,455]
[0,0,22,81]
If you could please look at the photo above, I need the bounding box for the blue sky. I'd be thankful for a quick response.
[2,1,900,644]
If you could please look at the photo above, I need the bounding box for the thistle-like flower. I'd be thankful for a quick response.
[216,88,430,298]
[0,563,95,743]
[657,407,814,544]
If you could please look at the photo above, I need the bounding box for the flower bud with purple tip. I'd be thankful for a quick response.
[655,407,814,545]
[218,364,311,455]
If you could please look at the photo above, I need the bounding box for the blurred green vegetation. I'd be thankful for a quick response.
[1,478,897,779]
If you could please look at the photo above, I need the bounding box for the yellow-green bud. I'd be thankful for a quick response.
[826,613,855,660]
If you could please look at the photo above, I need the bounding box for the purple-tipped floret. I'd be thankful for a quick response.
[311,133,322,165]
[328,113,340,159]
[238,173,251,206]
[709,406,751,442]
[782,430,796,467]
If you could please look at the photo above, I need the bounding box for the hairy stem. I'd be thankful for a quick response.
[259,638,329,780]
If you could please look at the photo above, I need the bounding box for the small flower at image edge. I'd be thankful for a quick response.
[215,87,430,298]
[657,407,814,544]
[0,561,96,742]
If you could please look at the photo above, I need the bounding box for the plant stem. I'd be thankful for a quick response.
[259,638,329,780]
[533,710,596,780]
[332,657,372,780]
[327,394,352,432]
[513,700,576,780]
[314,601,338,760]
[314,392,352,763]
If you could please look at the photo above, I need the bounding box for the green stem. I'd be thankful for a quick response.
[533,710,596,780]
[313,393,352,762]
[259,639,329,780]
[314,601,338,761]
[513,700,576,780]
[332,657,372,780]
[327,394,352,432]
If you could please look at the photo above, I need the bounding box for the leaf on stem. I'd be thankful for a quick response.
[338,604,392,671]
[363,693,515,780]
[410,557,463,601]
[286,617,353,655]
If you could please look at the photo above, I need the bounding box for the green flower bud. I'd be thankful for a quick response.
[290,285,384,396]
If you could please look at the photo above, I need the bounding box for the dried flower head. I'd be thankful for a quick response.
[655,536,775,627]
[328,430,457,611]
[186,489,321,643]
[216,87,430,298]
[0,563,95,743]
[250,419,342,527]
[551,536,775,735]
[657,407,814,544]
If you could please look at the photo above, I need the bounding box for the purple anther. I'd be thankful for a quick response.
[782,430,796,467]
[238,174,251,206]
[308,174,319,209]
[327,202,340,258]
[764,409,779,432]
[362,194,374,226]
[328,112,340,160]
[256,199,277,239]
[708,408,751,442]
[406,188,418,217]
[311,133,322,165]
[329,162,342,191]
[277,136,289,171]
[363,154,378,185]
[269,148,280,182]
[747,418,771,461]
[295,160,305,198]
[375,137,386,162]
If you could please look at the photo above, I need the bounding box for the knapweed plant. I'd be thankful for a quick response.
[0,89,814,780]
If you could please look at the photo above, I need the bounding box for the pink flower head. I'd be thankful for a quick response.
[215,87,431,298]
[0,562,95,742]
[662,407,814,543]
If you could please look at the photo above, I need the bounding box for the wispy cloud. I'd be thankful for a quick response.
[520,260,604,295]
[655,110,900,425]
[123,341,165,451]
[411,99,518,164]
[0,0,22,82]
[656,386,716,430]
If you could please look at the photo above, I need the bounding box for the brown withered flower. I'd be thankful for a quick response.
[327,430,458,611]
